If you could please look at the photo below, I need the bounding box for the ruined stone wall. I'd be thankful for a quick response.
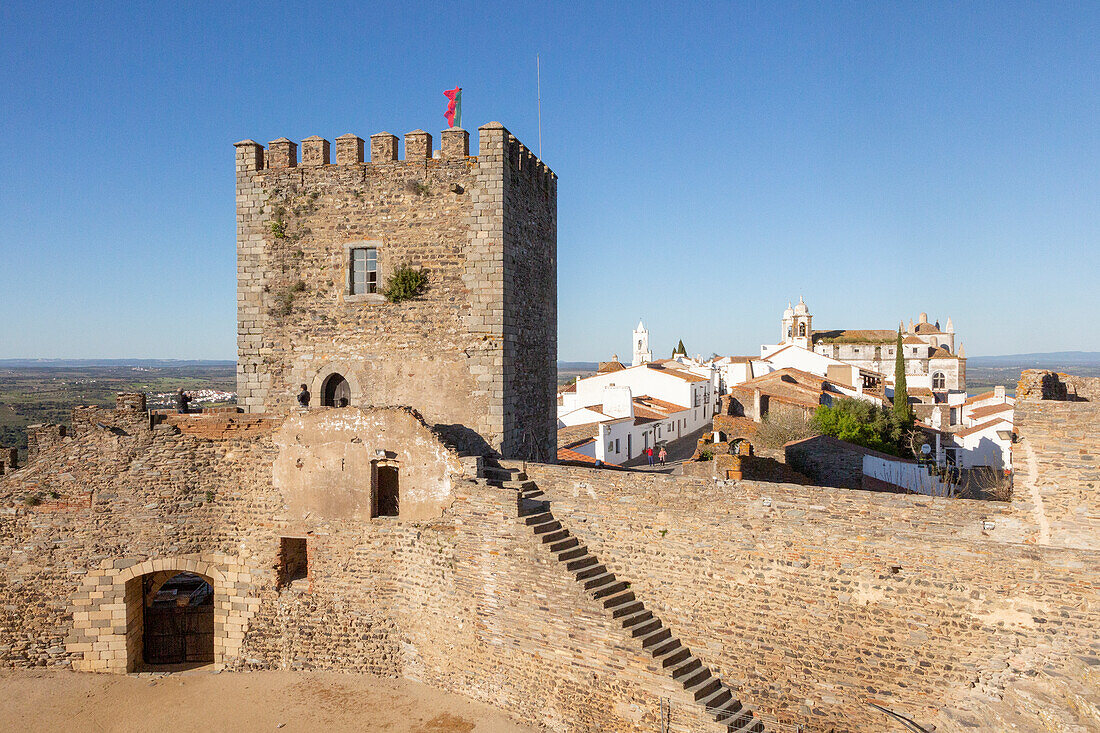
[1011,370,1100,550]
[524,463,1100,732]
[235,124,556,458]
[3,388,1097,732]
[0,407,718,732]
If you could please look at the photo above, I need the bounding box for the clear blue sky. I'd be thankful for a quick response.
[2,1,1097,360]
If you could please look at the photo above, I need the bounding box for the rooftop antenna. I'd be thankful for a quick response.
[537,53,543,158]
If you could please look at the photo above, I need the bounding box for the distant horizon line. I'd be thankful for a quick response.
[2,350,1099,365]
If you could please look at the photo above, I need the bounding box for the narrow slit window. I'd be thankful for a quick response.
[350,247,378,295]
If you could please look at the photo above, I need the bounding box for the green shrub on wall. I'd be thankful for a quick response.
[384,266,428,303]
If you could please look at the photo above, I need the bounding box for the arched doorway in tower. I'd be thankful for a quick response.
[321,373,351,407]
[141,572,214,667]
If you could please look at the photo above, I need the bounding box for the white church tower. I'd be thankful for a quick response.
[781,297,813,349]
[632,320,653,366]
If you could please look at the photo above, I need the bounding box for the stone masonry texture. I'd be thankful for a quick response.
[234,123,556,460]
[0,119,1098,733]
[0,386,1096,731]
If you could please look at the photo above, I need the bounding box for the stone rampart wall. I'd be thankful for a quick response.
[1011,370,1100,550]
[523,463,1099,731]
[2,392,1098,732]
[0,407,720,732]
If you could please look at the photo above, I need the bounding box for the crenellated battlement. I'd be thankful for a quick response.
[234,123,556,190]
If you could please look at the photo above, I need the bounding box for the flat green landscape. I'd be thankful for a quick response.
[0,363,235,459]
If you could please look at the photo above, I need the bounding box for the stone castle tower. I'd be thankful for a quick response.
[234,123,557,459]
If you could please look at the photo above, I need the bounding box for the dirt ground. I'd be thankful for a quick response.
[0,668,539,732]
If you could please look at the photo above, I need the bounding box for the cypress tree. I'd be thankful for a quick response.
[672,339,687,357]
[893,329,911,422]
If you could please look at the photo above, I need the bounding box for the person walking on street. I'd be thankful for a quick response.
[659,446,668,465]
[175,388,192,414]
[297,384,311,408]
[646,446,654,466]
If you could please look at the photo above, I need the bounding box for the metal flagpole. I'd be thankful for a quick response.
[537,53,543,158]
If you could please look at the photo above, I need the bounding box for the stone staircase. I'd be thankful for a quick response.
[485,463,766,733]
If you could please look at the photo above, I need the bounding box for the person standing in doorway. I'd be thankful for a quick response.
[297,384,311,408]
[658,446,668,465]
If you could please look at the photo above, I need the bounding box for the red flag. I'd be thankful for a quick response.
[444,87,462,128]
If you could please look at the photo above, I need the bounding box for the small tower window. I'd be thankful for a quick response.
[350,247,378,294]
[798,323,807,337]
[932,372,946,390]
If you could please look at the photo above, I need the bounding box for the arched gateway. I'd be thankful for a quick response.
[68,555,259,673]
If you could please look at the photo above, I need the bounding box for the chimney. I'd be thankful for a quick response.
[995,385,1006,400]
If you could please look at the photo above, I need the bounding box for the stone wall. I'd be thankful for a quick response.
[234,123,556,459]
[0,448,15,476]
[1011,370,1100,550]
[524,463,1100,732]
[2,384,1098,732]
[784,434,887,489]
[0,404,718,732]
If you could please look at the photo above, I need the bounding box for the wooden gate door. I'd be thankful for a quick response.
[144,605,214,664]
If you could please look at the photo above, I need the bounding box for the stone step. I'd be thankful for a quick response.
[714,699,743,723]
[592,581,629,600]
[640,627,673,648]
[728,712,760,733]
[601,591,636,609]
[524,512,553,525]
[566,556,599,572]
[610,600,646,619]
[656,645,690,668]
[533,521,563,535]
[682,667,712,690]
[687,677,722,702]
[699,685,733,713]
[582,572,617,590]
[630,618,664,639]
[540,529,569,543]
[549,537,580,553]
[669,656,702,679]
[557,546,588,562]
[574,563,607,581]
[619,609,654,629]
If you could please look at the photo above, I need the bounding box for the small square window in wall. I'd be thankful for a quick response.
[279,537,308,587]
[350,247,378,295]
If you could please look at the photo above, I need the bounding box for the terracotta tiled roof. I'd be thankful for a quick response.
[711,415,758,439]
[954,417,1011,438]
[813,329,896,345]
[914,323,941,334]
[962,391,995,406]
[969,402,1013,420]
[644,363,710,383]
[634,395,689,413]
[557,446,619,467]
[730,368,833,410]
[597,360,625,374]
[929,347,957,359]
[902,335,925,345]
[557,422,601,449]
[558,382,576,393]
[723,356,755,363]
